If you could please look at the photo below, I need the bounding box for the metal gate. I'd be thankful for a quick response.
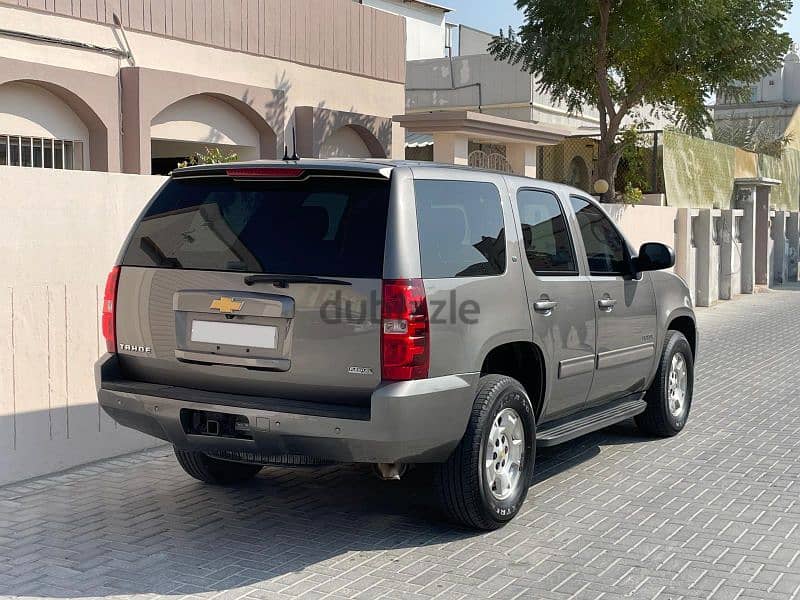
[468,150,514,173]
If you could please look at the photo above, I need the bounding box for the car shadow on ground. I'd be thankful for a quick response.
[6,420,652,598]
[534,418,650,483]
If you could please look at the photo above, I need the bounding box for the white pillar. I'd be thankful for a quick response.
[719,209,736,300]
[787,212,799,282]
[694,209,716,307]
[507,143,538,178]
[738,190,756,294]
[675,208,693,299]
[719,208,753,300]
[433,133,469,166]
[755,186,771,286]
[771,211,787,286]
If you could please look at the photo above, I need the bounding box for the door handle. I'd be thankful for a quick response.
[597,298,617,311]
[533,300,558,313]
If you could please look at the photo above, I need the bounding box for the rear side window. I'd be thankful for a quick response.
[516,189,578,275]
[414,180,506,278]
[121,177,390,278]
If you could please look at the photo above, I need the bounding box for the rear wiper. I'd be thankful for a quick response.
[244,274,352,288]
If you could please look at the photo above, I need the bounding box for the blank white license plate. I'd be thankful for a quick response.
[191,320,277,349]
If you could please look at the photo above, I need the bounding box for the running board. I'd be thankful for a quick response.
[537,397,647,447]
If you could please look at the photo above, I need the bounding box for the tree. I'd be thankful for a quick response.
[176,146,239,169]
[489,0,791,201]
[713,117,792,157]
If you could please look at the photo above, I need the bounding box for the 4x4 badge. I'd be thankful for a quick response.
[348,366,374,375]
[210,296,244,313]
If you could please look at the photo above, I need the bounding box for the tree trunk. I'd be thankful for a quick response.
[598,138,615,202]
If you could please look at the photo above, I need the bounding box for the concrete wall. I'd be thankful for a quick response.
[151,95,261,148]
[458,25,493,56]
[406,55,601,129]
[0,167,166,485]
[363,0,445,61]
[0,0,406,83]
[319,126,372,158]
[604,204,678,254]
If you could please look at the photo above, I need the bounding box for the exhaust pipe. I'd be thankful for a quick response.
[375,463,406,480]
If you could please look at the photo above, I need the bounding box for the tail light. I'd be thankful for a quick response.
[102,266,120,353]
[381,279,429,380]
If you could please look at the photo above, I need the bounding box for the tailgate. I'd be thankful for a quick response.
[113,170,390,406]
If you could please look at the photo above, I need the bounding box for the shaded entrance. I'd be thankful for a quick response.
[149,95,261,175]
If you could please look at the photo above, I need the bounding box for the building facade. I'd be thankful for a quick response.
[714,49,800,143]
[0,0,406,174]
[402,27,602,184]
[359,0,449,61]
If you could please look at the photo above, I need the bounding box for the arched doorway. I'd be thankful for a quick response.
[319,125,373,158]
[566,155,591,192]
[0,81,91,169]
[150,95,262,174]
[318,124,388,159]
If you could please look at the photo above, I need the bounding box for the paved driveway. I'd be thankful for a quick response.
[2,287,800,600]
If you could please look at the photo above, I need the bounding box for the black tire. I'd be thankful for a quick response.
[435,375,536,530]
[174,448,263,484]
[636,330,694,437]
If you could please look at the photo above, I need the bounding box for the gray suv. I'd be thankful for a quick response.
[96,160,696,530]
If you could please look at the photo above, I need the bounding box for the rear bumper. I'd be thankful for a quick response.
[95,354,477,463]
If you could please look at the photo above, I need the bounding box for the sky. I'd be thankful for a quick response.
[445,0,799,44]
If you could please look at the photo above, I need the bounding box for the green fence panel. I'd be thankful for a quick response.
[662,130,735,208]
[758,149,800,211]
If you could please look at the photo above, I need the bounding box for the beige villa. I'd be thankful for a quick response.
[0,0,407,174]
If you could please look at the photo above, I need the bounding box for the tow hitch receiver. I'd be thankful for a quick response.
[180,409,252,440]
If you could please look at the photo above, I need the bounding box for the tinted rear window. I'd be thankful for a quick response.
[121,176,390,277]
[414,180,506,278]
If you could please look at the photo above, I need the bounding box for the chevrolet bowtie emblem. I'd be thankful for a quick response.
[209,297,244,314]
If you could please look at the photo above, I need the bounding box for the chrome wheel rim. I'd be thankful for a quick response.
[484,407,525,501]
[667,353,688,417]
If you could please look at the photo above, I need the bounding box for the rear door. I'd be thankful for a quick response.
[114,168,391,408]
[568,195,657,406]
[511,187,596,420]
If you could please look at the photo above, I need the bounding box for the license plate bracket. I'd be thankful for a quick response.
[190,320,277,349]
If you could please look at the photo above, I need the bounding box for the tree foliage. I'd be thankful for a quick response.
[176,147,239,169]
[617,127,650,203]
[490,0,791,200]
[713,117,793,157]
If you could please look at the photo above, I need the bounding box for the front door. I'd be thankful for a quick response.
[514,188,596,421]
[568,196,657,407]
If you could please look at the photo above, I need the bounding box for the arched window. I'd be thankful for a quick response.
[0,82,89,169]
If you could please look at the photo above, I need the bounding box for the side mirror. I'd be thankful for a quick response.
[635,242,675,272]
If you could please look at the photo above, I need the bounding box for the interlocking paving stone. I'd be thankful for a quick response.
[2,286,800,599]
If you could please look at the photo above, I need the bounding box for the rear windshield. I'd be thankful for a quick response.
[121,176,390,278]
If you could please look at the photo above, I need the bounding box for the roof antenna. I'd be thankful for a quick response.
[290,126,300,161]
[112,13,135,64]
[282,144,290,161]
